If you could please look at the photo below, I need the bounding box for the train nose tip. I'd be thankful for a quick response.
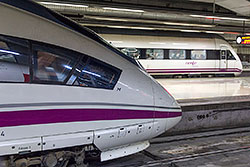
[170,111,182,118]
[151,80,182,131]
[165,112,182,131]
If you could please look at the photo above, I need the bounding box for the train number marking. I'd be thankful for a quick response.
[1,131,5,137]
[117,87,122,91]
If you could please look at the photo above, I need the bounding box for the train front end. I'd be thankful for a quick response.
[152,78,182,130]
[0,0,182,164]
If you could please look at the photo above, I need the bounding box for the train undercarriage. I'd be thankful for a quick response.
[0,145,98,167]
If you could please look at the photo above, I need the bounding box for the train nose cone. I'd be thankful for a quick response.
[151,80,182,131]
[152,80,180,109]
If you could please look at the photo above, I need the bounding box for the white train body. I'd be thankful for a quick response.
[101,34,243,76]
[0,0,181,165]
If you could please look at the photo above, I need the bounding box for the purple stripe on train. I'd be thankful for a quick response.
[0,109,182,127]
[146,68,242,73]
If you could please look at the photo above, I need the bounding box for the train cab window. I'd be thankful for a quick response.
[0,35,30,82]
[121,48,140,59]
[68,57,121,90]
[146,49,164,60]
[169,50,186,60]
[227,50,236,60]
[32,43,79,83]
[191,50,206,60]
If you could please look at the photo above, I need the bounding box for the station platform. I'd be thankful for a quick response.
[156,77,250,100]
[156,77,250,135]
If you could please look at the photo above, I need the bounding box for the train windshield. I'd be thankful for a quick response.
[227,50,236,60]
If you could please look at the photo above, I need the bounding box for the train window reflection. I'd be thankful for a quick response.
[32,44,79,83]
[68,57,121,90]
[74,58,120,89]
[0,35,30,82]
[0,42,17,63]
[169,50,186,60]
[191,50,206,60]
[146,49,164,60]
[121,48,140,59]
[0,38,29,65]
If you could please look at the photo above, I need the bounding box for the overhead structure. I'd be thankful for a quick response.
[35,0,250,35]
[191,0,250,16]
[35,0,250,59]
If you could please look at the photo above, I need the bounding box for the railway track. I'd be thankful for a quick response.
[138,146,250,167]
[88,126,250,167]
[109,145,250,167]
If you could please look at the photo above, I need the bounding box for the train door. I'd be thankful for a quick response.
[220,48,227,69]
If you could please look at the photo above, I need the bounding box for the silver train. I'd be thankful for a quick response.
[0,0,181,166]
[101,33,243,76]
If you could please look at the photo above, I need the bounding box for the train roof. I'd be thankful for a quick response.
[0,0,138,66]
[91,27,225,40]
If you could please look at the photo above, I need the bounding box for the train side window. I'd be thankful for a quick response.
[227,50,236,60]
[139,49,146,59]
[0,41,16,63]
[191,50,206,60]
[70,57,121,90]
[0,35,30,82]
[67,56,88,86]
[164,49,169,59]
[32,43,79,83]
[207,50,220,60]
[121,48,140,59]
[146,49,164,60]
[169,50,186,60]
[186,50,191,60]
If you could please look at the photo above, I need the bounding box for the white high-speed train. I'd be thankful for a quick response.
[101,33,243,76]
[0,0,181,166]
